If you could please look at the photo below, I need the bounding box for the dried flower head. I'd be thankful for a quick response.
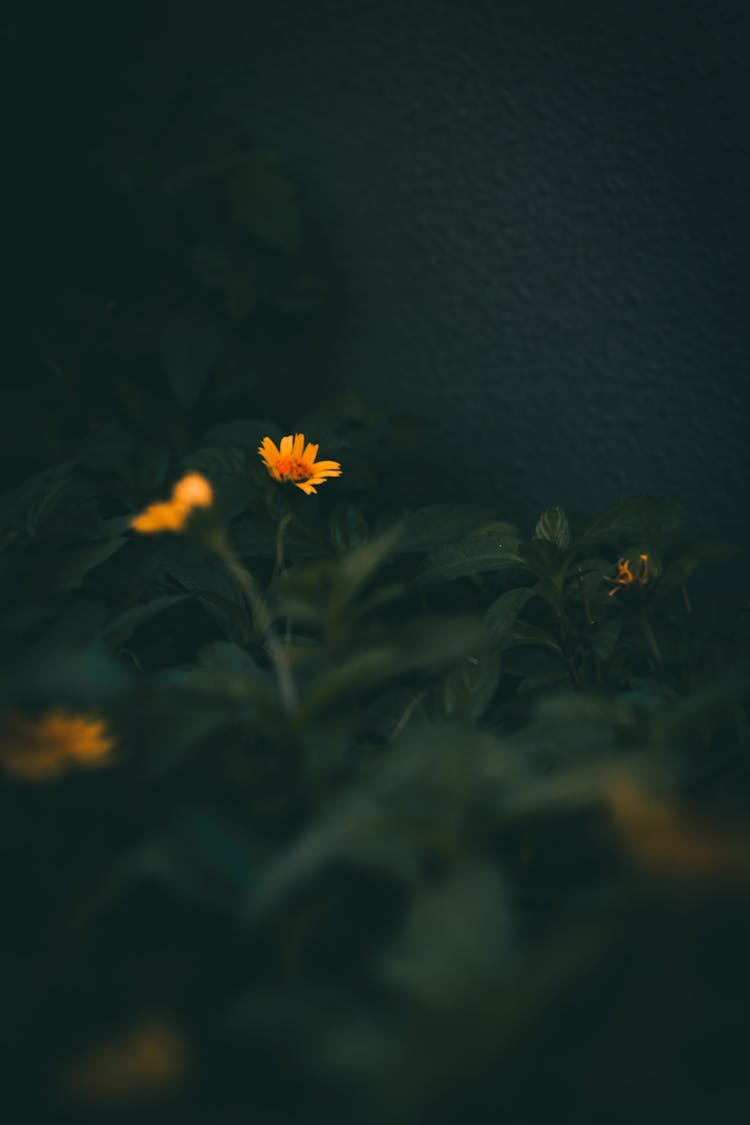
[258,433,342,495]
[130,472,213,534]
[0,709,115,781]
[604,553,650,597]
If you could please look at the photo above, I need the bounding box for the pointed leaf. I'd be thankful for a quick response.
[417,531,521,584]
[534,505,571,549]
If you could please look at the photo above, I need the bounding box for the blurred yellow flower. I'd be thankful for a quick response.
[130,471,213,534]
[0,710,115,781]
[607,775,750,882]
[258,433,342,495]
[604,553,650,597]
[58,1017,190,1108]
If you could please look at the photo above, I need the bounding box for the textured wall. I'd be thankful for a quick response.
[148,3,750,538]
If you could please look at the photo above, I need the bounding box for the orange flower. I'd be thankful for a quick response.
[258,433,342,495]
[58,1017,190,1107]
[0,710,115,781]
[131,471,213,534]
[604,553,650,597]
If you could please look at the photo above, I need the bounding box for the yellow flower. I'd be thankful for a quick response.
[258,433,342,495]
[130,471,213,534]
[603,553,650,597]
[0,710,115,781]
[58,1017,190,1107]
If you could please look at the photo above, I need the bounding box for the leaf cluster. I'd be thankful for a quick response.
[2,85,750,1125]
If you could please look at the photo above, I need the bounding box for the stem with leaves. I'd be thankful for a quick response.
[209,530,297,714]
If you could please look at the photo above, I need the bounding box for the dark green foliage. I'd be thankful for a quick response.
[2,78,750,1125]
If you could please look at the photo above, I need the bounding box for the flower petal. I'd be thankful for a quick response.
[131,501,187,533]
[295,480,318,494]
[172,472,213,508]
[310,460,342,476]
[279,434,293,457]
[258,436,280,465]
[303,442,319,464]
[293,433,305,458]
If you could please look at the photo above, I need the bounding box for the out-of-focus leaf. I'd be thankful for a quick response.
[417,531,521,585]
[227,153,300,253]
[270,274,328,313]
[430,651,503,722]
[379,864,512,1007]
[202,418,282,449]
[390,505,499,555]
[577,496,686,548]
[516,539,574,610]
[50,537,128,592]
[232,514,330,561]
[157,306,226,408]
[494,618,561,655]
[0,462,72,534]
[651,540,744,606]
[198,640,259,673]
[161,125,245,194]
[98,595,190,649]
[77,422,134,478]
[329,503,369,553]
[5,644,131,704]
[300,614,489,714]
[336,526,403,603]
[588,616,624,661]
[93,139,155,193]
[486,587,537,640]
[534,506,571,549]
[184,242,260,320]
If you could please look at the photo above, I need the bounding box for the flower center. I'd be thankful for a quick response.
[275,455,311,482]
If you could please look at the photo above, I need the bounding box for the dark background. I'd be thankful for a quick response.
[6,0,750,541]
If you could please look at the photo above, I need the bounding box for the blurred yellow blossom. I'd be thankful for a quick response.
[258,433,342,495]
[130,471,213,534]
[607,775,750,882]
[58,1017,190,1108]
[0,710,115,781]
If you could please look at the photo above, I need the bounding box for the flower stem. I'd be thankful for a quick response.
[641,612,664,668]
[216,541,297,714]
[275,512,293,577]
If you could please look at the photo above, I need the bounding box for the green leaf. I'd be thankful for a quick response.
[496,619,562,654]
[50,537,128,592]
[430,651,503,722]
[184,242,260,320]
[227,153,300,253]
[198,640,260,672]
[98,594,190,649]
[486,587,537,640]
[588,616,624,661]
[417,531,521,584]
[577,496,686,548]
[329,503,369,553]
[270,274,328,313]
[161,125,246,195]
[651,540,743,606]
[232,514,330,561]
[334,525,403,605]
[534,505,571,549]
[202,418,282,449]
[299,614,488,715]
[157,306,226,408]
[516,539,574,610]
[390,505,500,555]
[380,864,512,1007]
